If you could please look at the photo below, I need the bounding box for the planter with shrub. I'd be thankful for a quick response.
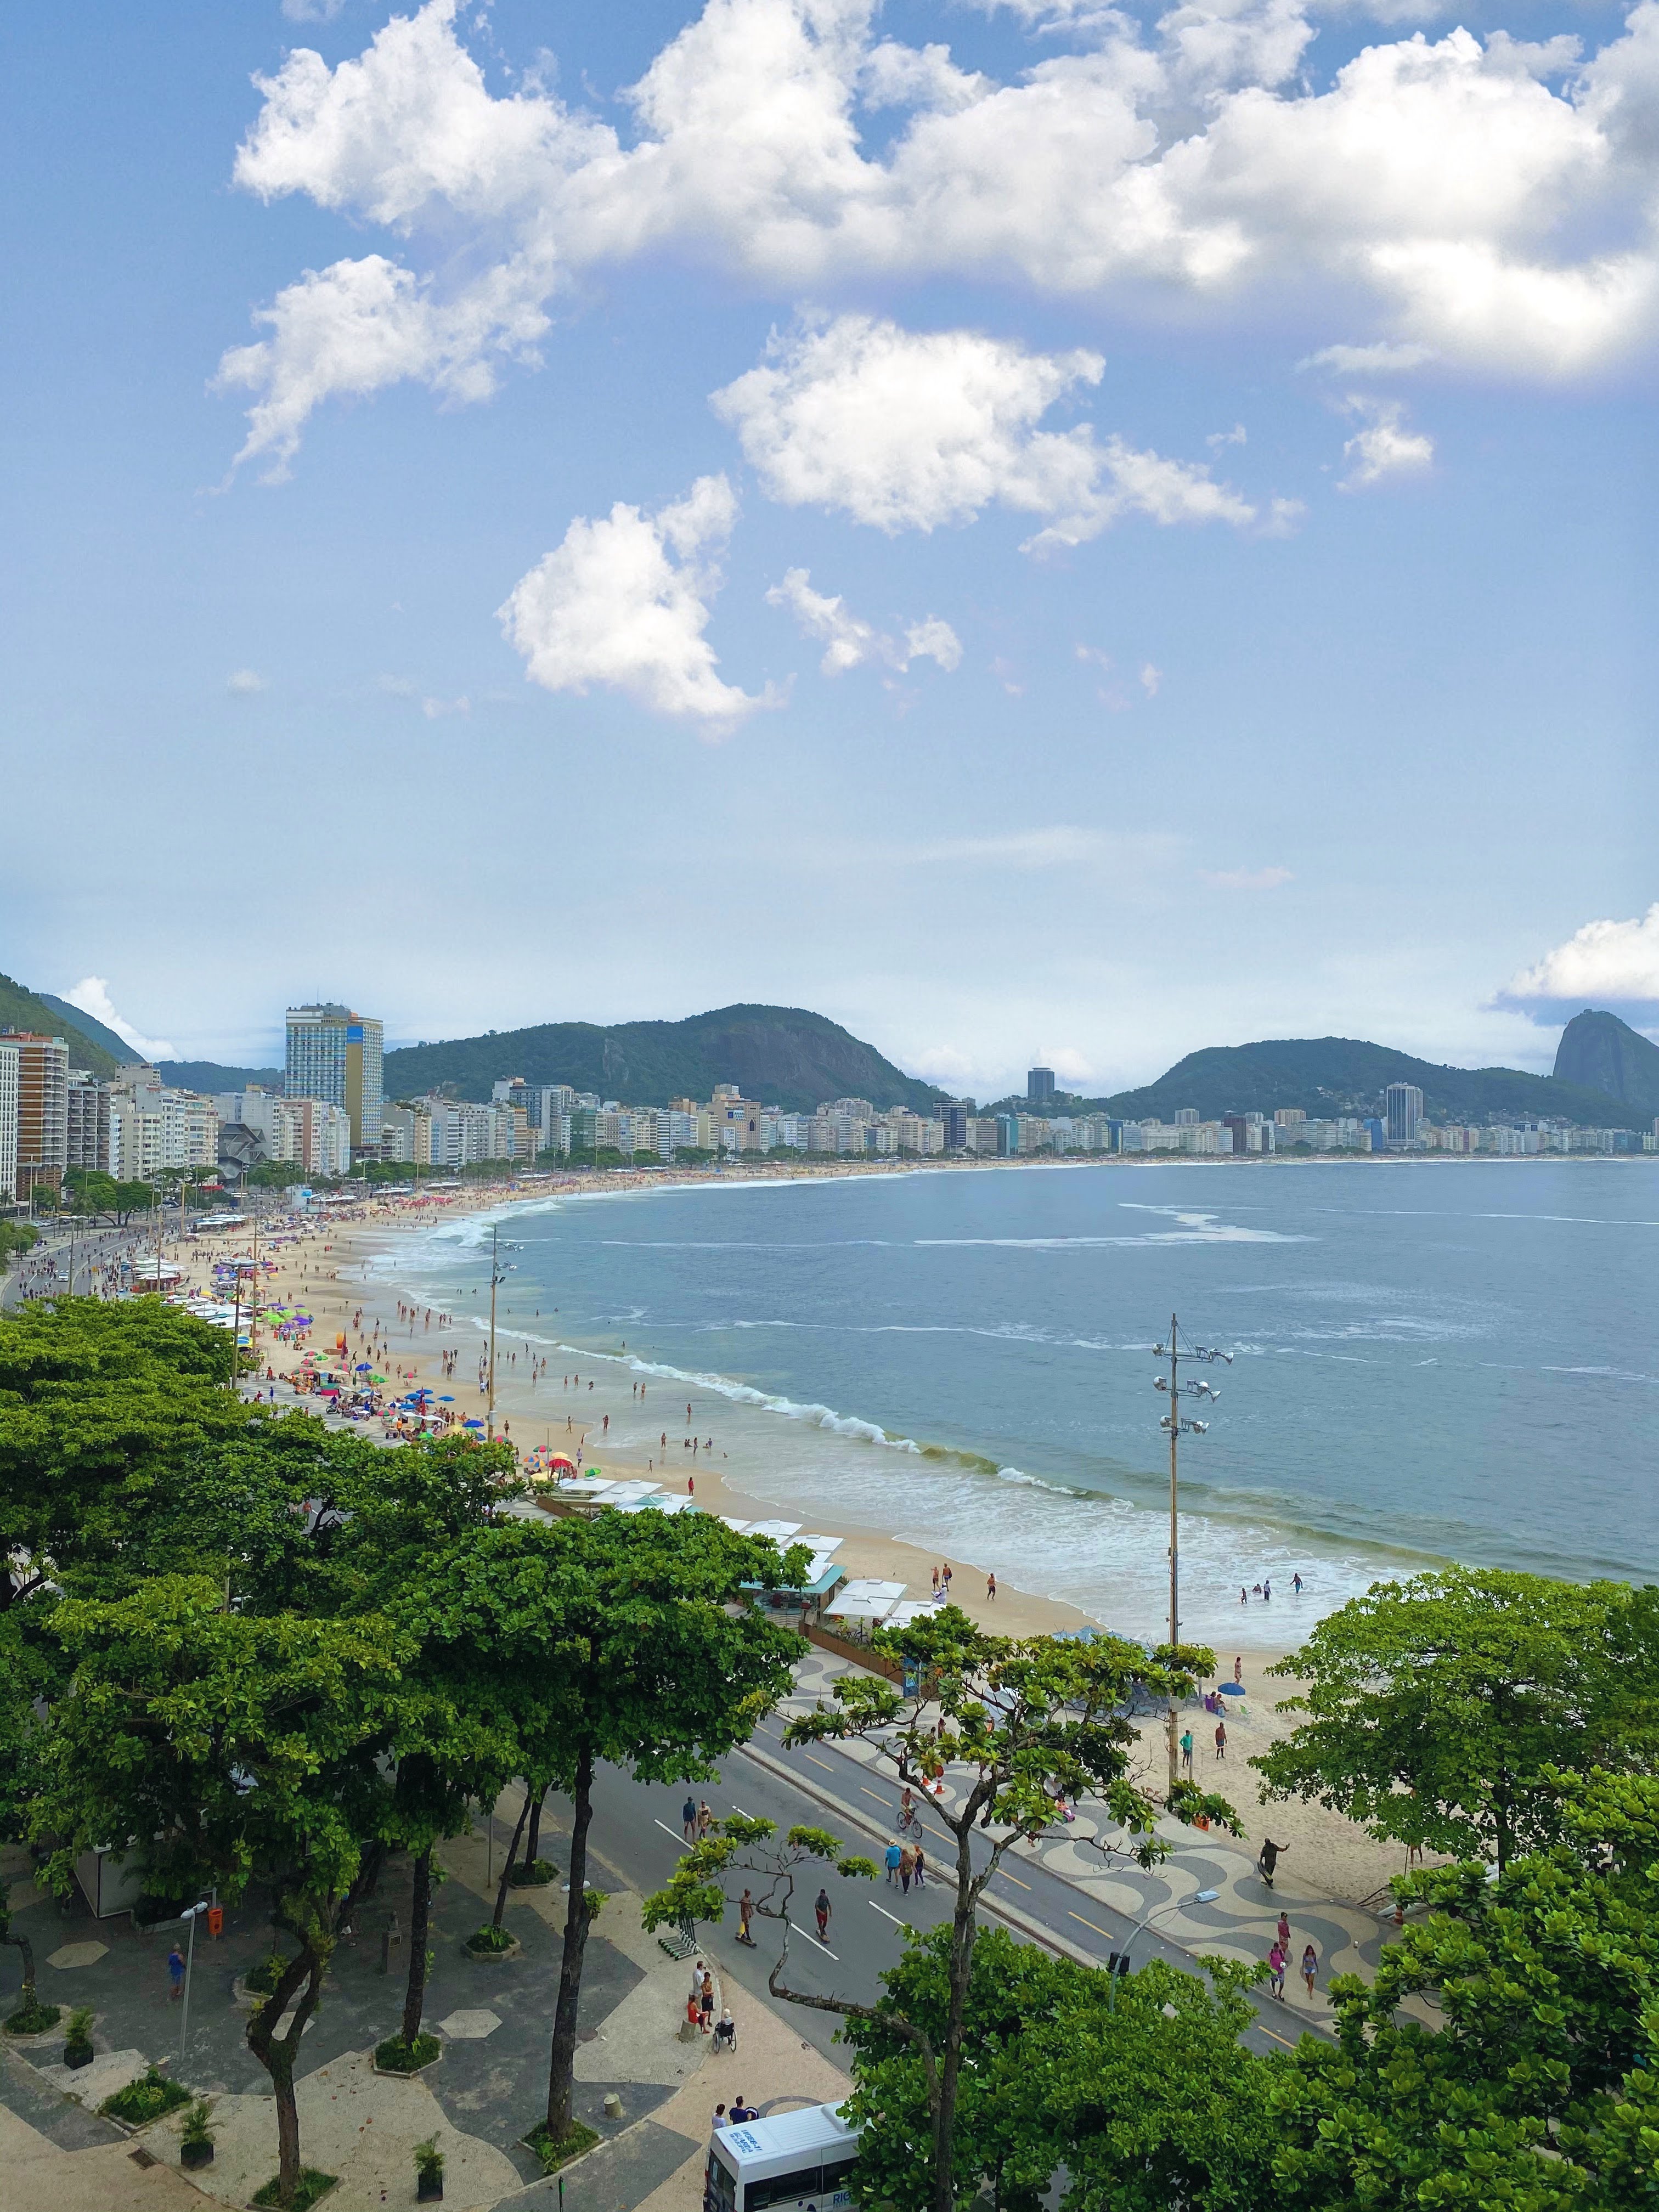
[63,2007,95,2069]
[250,2169,337,2209]
[507,1857,557,1888]
[4,1994,62,2038]
[101,2064,191,2128]
[463,1923,520,1962]
[179,2099,216,2170]
[373,2032,440,2076]
[414,2136,445,2203]
[522,2120,600,2175]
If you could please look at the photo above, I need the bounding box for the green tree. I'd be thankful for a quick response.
[782,1609,1235,2212]
[401,1513,806,2153]
[643,1813,874,1966]
[35,1576,410,2208]
[1268,1769,1659,2209]
[1252,1568,1659,1872]
[0,1299,246,1610]
[831,1924,1274,2212]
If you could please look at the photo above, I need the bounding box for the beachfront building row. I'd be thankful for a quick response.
[214,1087,352,1178]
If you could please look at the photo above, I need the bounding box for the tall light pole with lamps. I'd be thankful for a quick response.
[1152,1317,1232,1796]
[1107,1888,1222,2011]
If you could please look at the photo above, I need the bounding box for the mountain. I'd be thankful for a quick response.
[35,991,142,1066]
[155,1060,283,1095]
[0,972,124,1079]
[1551,1009,1659,1120]
[990,1035,1637,1127]
[383,1003,948,1115]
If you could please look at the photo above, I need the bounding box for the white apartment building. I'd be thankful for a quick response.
[104,1069,219,1179]
[0,1039,19,1200]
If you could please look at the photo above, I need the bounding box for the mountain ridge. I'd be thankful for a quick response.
[382,1003,949,1115]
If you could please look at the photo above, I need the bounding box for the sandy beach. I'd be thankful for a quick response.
[173,1176,1425,1907]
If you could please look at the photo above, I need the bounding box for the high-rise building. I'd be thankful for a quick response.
[2,1031,70,1197]
[1384,1082,1424,1144]
[1174,1107,1199,1126]
[67,1072,103,1171]
[285,1003,383,1152]
[0,1039,19,1200]
[942,1102,969,1150]
[1027,1066,1056,1108]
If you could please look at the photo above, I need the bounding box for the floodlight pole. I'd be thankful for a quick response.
[1153,1318,1231,1797]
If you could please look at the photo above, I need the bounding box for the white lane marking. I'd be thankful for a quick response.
[869,1902,910,1930]
[656,1820,692,1846]
[794,1926,840,1961]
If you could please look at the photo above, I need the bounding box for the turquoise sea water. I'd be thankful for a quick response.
[370,1159,1659,1641]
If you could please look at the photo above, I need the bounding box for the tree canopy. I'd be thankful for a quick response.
[1252,1567,1659,1871]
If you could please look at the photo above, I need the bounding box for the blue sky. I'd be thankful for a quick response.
[4,0,1656,1094]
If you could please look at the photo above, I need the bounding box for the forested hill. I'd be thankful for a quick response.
[1022,1035,1633,1126]
[383,1004,948,1115]
[0,973,124,1079]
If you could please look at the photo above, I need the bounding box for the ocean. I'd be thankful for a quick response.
[366,1159,1659,1642]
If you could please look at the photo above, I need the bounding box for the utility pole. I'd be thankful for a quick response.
[1153,1316,1231,1796]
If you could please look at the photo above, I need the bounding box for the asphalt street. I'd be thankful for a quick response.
[577,1715,1324,2068]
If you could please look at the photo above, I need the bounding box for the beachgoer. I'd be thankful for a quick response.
[1301,1943,1318,1997]
[1293,1572,1304,1595]
[1263,1577,1272,1601]
[884,1839,902,1885]
[815,1887,831,1940]
[701,1971,715,2030]
[1215,1720,1227,1759]
[737,1890,755,1946]
[1277,1910,1291,1957]
[1180,1729,1194,1773]
[1268,1942,1286,1998]
[698,1801,714,1839]
[1240,1587,1248,1604]
[1257,1838,1282,1887]
[942,1564,952,1593]
[986,1573,996,1601]
[931,1565,939,1594]
[1233,1656,1243,1684]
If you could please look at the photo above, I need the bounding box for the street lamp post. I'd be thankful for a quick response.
[1152,1316,1232,1795]
[1107,1888,1221,2011]
[177,1899,210,2063]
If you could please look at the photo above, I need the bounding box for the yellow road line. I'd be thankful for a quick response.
[999,1870,1031,1891]
[805,1754,837,1774]
[1068,1911,1113,1940]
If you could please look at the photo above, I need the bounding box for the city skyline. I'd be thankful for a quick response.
[3,2,1656,1099]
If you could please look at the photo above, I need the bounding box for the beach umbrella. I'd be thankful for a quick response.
[437,1394,455,1402]
[462,1418,485,1430]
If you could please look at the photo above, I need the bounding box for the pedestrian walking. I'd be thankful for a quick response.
[1180,1728,1194,1773]
[698,1801,714,1840]
[1301,1942,1318,1998]
[167,1944,185,2001]
[682,1795,698,1841]
[1277,1909,1291,1959]
[1214,1719,1227,1759]
[900,1844,916,1893]
[931,1565,939,1594]
[912,1844,926,1888]
[1233,1656,1243,1684]
[1293,1572,1304,1595]
[1268,1942,1286,1998]
[714,2103,728,2129]
[986,1573,996,1601]
[815,1887,831,1941]
[884,1839,902,1884]
[737,1889,755,1946]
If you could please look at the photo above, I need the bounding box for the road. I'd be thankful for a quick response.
[577,1712,1323,2066]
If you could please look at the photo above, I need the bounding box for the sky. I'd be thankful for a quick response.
[4,0,1658,1098]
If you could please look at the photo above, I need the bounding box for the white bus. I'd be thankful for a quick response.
[705,2102,861,2212]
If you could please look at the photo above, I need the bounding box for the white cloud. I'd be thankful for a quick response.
[871,826,1173,868]
[421,695,471,718]
[1139,662,1161,696]
[497,474,772,729]
[227,668,267,694]
[281,0,346,21]
[1199,864,1294,888]
[63,978,177,1063]
[1298,340,1436,374]
[1338,396,1434,488]
[1505,904,1659,1003]
[1037,1045,1096,1086]
[714,314,1256,546]
[764,566,961,674]
[218,2,1659,470]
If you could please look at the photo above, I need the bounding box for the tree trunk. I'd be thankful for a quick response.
[402,1847,432,2045]
[2,1923,36,2002]
[545,1746,595,2138]
[270,2034,302,2207]
[492,1792,531,1932]
[526,1781,546,1867]
[933,1827,980,2212]
[246,1952,323,2207]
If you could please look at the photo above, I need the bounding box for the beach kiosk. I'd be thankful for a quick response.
[706,2102,860,2212]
